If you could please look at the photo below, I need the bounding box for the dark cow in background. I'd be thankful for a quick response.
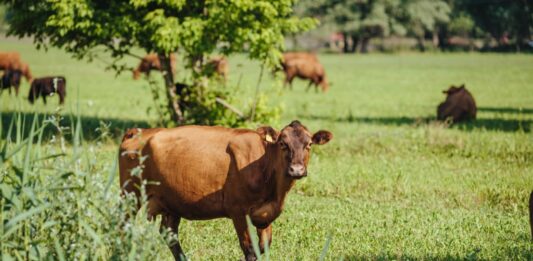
[28,76,67,104]
[278,52,329,92]
[119,121,333,261]
[133,53,177,80]
[437,84,476,122]
[1,70,23,96]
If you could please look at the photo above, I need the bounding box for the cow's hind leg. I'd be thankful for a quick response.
[231,215,257,261]
[163,215,185,260]
[147,198,186,260]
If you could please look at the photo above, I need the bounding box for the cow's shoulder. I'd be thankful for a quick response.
[227,130,268,190]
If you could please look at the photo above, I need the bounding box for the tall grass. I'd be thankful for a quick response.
[0,112,175,260]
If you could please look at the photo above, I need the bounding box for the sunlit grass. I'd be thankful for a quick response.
[1,39,533,260]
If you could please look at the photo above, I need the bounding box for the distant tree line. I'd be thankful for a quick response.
[297,0,533,52]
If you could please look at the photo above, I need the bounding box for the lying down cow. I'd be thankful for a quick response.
[119,121,333,260]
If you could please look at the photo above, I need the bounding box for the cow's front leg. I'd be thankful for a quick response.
[257,224,272,254]
[231,215,256,261]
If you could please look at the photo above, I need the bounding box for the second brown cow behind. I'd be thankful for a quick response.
[280,52,329,92]
[133,53,177,80]
[119,121,333,261]
[437,84,477,123]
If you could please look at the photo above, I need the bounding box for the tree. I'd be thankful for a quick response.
[1,0,315,125]
[403,0,451,51]
[460,0,533,51]
[301,0,418,53]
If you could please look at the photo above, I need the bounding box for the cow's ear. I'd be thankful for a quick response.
[257,126,279,144]
[459,84,465,89]
[312,130,333,145]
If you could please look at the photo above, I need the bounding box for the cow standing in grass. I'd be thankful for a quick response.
[28,76,67,104]
[0,52,33,82]
[278,52,328,92]
[0,51,22,71]
[437,84,477,123]
[119,121,333,261]
[133,53,177,80]
[1,70,22,96]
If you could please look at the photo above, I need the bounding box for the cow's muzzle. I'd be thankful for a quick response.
[287,164,307,179]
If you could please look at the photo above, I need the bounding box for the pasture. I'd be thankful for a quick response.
[1,38,533,260]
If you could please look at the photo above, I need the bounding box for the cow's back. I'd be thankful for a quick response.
[120,126,260,219]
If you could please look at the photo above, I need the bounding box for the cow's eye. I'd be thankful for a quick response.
[280,142,288,150]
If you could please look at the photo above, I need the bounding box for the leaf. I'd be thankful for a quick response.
[3,204,51,239]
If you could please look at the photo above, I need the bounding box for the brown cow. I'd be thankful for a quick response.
[119,121,333,261]
[205,56,229,81]
[28,76,67,104]
[437,84,477,123]
[282,52,318,63]
[0,52,32,82]
[0,52,22,71]
[283,57,329,92]
[529,191,533,240]
[133,53,177,80]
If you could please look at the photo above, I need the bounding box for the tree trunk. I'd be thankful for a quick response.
[360,37,370,53]
[432,31,439,48]
[350,35,359,53]
[343,32,350,53]
[158,53,184,125]
[417,36,426,52]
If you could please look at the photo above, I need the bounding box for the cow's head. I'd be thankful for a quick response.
[443,84,465,96]
[258,120,332,179]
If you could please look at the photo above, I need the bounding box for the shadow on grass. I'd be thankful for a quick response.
[478,106,533,114]
[1,110,151,142]
[298,115,532,133]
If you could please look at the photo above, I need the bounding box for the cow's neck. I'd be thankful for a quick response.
[249,144,295,227]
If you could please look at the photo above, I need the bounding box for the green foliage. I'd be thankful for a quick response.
[301,0,450,52]
[2,43,533,259]
[448,13,475,37]
[0,113,176,260]
[0,0,314,125]
[404,0,450,37]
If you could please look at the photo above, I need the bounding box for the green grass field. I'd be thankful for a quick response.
[1,38,533,260]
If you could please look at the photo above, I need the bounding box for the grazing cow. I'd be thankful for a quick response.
[283,57,329,92]
[437,84,477,123]
[28,76,67,104]
[282,52,319,63]
[0,70,22,96]
[119,121,333,261]
[530,191,533,240]
[133,53,177,80]
[0,51,22,71]
[205,56,229,81]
